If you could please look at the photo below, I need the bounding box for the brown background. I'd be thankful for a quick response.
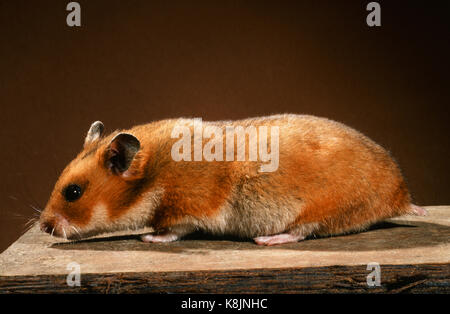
[0,0,449,253]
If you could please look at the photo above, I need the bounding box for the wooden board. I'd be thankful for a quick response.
[0,206,449,293]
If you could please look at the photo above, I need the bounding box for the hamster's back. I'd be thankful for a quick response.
[199,114,412,238]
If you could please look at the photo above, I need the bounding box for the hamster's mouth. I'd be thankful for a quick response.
[40,214,84,240]
[40,223,83,240]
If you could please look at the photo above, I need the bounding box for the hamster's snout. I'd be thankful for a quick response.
[39,213,72,239]
[40,220,54,234]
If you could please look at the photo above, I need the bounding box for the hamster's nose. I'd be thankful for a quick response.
[40,220,54,234]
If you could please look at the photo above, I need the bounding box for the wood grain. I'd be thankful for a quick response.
[0,206,449,293]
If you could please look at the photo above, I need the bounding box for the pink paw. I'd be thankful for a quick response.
[410,204,428,216]
[253,233,305,246]
[140,233,179,243]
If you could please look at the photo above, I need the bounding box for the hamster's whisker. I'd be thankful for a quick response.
[26,223,34,231]
[8,195,19,201]
[62,226,67,240]
[51,226,55,237]
[29,204,42,213]
[24,217,37,227]
[70,225,82,239]
[7,210,26,219]
[20,218,37,236]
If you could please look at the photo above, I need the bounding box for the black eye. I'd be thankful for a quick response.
[63,184,83,202]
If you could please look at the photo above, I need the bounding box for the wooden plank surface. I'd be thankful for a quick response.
[0,206,449,293]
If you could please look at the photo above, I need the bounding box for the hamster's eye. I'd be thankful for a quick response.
[63,184,83,202]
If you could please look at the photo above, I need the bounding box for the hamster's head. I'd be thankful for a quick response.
[39,121,149,240]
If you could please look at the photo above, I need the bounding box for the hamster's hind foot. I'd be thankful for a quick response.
[409,204,428,216]
[253,233,305,246]
[140,232,179,243]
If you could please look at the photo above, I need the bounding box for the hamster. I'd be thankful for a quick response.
[39,114,426,246]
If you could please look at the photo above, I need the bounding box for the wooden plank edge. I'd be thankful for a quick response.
[0,263,448,294]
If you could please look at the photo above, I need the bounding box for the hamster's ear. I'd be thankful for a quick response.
[105,133,141,175]
[84,121,105,147]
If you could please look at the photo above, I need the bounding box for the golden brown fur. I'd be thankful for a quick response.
[40,114,419,244]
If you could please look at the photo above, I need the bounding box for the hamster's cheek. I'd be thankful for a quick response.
[78,202,110,233]
[63,201,92,227]
[69,200,119,236]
